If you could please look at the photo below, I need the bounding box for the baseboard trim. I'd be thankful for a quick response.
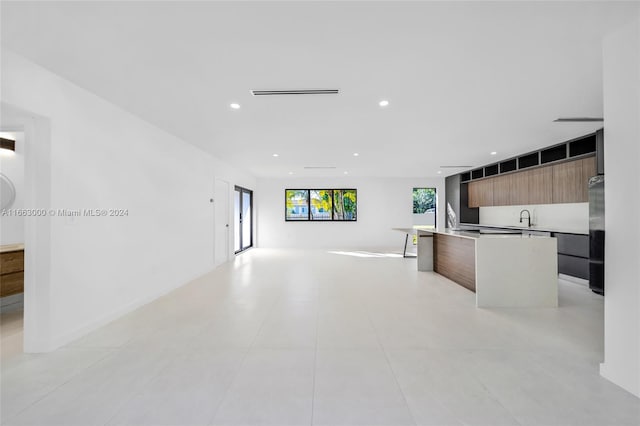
[558,273,589,287]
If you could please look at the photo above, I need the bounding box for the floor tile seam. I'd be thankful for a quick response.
[2,347,117,424]
[363,302,418,426]
[467,369,526,426]
[463,350,596,423]
[99,347,192,426]
[205,294,283,426]
[310,294,321,426]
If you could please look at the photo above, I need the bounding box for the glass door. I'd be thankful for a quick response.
[234,186,253,253]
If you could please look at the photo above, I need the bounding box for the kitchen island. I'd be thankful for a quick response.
[417,229,557,308]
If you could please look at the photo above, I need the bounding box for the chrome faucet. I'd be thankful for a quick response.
[519,209,532,228]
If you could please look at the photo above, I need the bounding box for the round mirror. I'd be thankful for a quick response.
[0,173,16,209]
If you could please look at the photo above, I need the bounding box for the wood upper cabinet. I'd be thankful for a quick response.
[552,160,582,203]
[492,175,511,206]
[466,155,595,208]
[468,178,494,207]
[492,172,530,206]
[581,156,597,201]
[509,171,529,205]
[528,166,553,204]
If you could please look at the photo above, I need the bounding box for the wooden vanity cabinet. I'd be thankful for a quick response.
[0,249,24,298]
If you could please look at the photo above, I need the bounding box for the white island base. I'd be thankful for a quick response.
[417,229,558,308]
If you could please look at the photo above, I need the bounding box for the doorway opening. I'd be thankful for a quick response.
[0,129,25,359]
[234,186,253,254]
[214,179,230,266]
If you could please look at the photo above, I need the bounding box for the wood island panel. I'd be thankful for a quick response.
[433,233,476,292]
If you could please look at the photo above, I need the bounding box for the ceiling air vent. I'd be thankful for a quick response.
[553,117,603,122]
[303,166,337,169]
[251,89,339,96]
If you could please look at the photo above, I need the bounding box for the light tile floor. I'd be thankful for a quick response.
[1,248,639,425]
[0,307,23,360]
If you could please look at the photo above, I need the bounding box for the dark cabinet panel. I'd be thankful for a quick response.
[555,232,589,280]
[558,254,589,280]
[445,176,479,228]
[556,233,589,258]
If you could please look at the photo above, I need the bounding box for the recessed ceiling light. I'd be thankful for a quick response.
[230,103,241,109]
[490,151,497,155]
[272,153,279,157]
[288,171,294,175]
[344,171,349,175]
[437,171,442,174]
[353,153,359,157]
[379,100,389,107]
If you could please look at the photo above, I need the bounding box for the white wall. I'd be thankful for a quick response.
[0,131,25,244]
[1,49,256,351]
[256,177,445,250]
[479,203,589,234]
[601,16,640,397]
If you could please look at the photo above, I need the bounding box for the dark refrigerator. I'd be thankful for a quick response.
[589,175,605,295]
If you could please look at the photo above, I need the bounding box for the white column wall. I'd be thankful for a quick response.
[601,15,640,397]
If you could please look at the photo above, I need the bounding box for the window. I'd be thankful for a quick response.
[285,189,357,221]
[413,187,436,228]
[310,190,333,220]
[333,189,357,221]
[285,189,309,221]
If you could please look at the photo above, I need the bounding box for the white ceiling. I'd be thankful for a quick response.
[1,1,637,178]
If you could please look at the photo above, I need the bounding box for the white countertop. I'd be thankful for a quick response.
[459,223,588,235]
[417,228,553,240]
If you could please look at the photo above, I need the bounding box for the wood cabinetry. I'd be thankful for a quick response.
[468,178,493,208]
[433,233,476,292]
[581,156,597,201]
[491,172,529,206]
[528,166,553,204]
[552,160,583,203]
[467,155,595,207]
[509,171,529,205]
[492,175,510,206]
[0,248,24,298]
